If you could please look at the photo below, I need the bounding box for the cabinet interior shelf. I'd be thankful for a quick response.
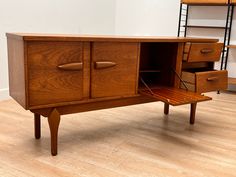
[183,25,227,29]
[140,70,161,73]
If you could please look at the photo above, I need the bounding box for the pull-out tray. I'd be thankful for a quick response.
[139,87,212,106]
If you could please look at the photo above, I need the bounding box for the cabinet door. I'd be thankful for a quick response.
[91,42,139,98]
[27,42,86,107]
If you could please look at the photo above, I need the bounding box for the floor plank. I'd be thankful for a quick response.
[0,92,235,177]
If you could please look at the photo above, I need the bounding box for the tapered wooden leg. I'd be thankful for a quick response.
[164,103,169,115]
[48,108,61,156]
[190,103,197,125]
[34,113,41,139]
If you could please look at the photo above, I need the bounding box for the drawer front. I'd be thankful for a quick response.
[27,42,85,107]
[181,70,228,93]
[196,70,228,93]
[184,43,223,62]
[91,42,139,98]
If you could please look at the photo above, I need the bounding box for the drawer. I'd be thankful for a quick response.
[183,43,223,62]
[181,69,228,93]
[27,42,86,107]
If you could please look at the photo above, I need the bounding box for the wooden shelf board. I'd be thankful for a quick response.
[181,1,229,5]
[183,25,227,29]
[226,45,236,48]
[140,70,161,73]
[183,3,229,6]
[228,77,236,85]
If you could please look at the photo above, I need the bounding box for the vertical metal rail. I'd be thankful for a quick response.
[224,5,234,70]
[221,4,232,70]
[178,3,183,37]
[184,5,189,37]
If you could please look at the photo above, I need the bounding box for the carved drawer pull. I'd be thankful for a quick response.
[58,62,83,71]
[207,77,218,81]
[95,61,117,69]
[201,48,213,54]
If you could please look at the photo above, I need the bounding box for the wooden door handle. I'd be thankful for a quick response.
[94,61,117,69]
[58,62,83,71]
[207,77,218,81]
[201,48,213,54]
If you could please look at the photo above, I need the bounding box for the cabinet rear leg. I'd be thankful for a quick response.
[190,103,197,125]
[164,103,169,115]
[34,113,41,139]
[48,108,61,156]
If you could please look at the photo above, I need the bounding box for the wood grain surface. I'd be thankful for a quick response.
[91,42,139,98]
[195,70,228,93]
[181,0,229,4]
[183,43,223,62]
[139,87,211,106]
[27,42,85,107]
[6,33,219,43]
[7,38,27,108]
[181,70,228,93]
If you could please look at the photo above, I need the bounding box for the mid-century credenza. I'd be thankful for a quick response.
[6,33,227,155]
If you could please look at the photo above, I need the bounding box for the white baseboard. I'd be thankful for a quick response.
[0,88,10,101]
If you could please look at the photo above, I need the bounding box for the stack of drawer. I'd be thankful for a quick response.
[181,43,228,93]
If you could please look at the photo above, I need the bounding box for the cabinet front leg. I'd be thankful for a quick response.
[164,103,169,115]
[48,108,61,156]
[190,103,197,125]
[34,113,41,139]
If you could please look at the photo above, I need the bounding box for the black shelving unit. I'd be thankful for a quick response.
[177,2,234,71]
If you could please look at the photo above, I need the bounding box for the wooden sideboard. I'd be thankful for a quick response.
[6,33,228,155]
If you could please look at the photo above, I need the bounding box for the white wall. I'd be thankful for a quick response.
[0,0,116,100]
[115,0,180,36]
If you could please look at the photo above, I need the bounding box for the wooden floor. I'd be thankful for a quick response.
[0,92,236,177]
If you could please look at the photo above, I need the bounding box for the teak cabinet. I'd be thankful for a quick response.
[7,33,228,155]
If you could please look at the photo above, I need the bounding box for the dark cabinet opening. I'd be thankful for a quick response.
[138,42,178,89]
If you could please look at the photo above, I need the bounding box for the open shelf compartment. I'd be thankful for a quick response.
[138,42,212,106]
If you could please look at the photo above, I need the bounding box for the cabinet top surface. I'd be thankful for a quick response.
[6,33,219,43]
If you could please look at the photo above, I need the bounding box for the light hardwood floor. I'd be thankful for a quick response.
[0,92,236,177]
